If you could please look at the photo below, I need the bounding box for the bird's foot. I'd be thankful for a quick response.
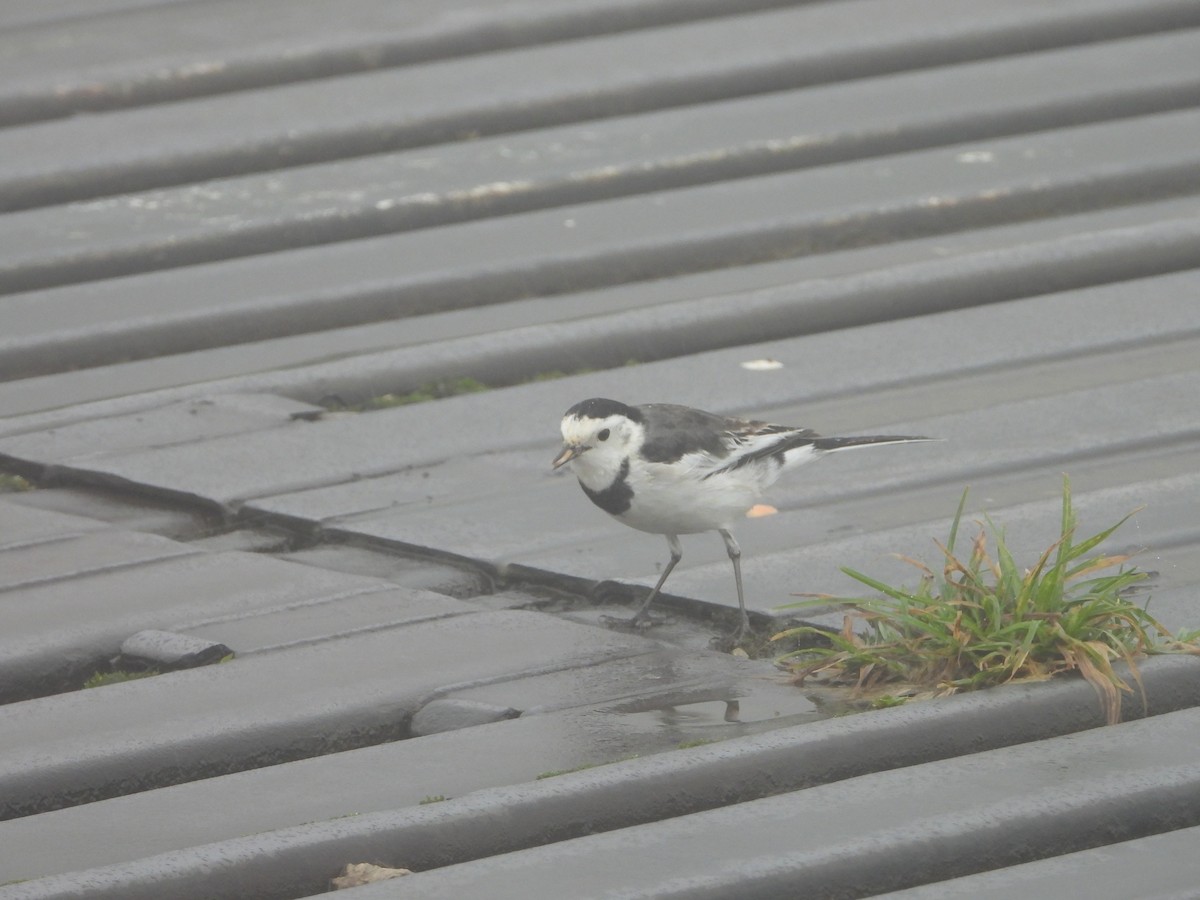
[600,612,669,632]
[709,616,754,653]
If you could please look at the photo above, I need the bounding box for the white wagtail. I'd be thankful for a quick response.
[552,398,933,641]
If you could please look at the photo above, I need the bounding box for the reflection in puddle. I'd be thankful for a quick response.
[612,687,824,747]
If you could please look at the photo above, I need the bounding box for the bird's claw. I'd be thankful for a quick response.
[600,612,667,631]
[709,617,754,653]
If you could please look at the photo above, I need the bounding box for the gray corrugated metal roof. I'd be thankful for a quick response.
[1,1,1199,897]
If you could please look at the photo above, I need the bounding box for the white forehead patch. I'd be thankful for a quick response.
[560,414,603,444]
[560,412,645,449]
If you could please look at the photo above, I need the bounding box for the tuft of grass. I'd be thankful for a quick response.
[355,377,489,410]
[773,477,1199,724]
[536,763,598,780]
[83,669,158,689]
[343,360,641,411]
[418,795,448,805]
[0,473,34,493]
[523,360,638,383]
[536,755,639,779]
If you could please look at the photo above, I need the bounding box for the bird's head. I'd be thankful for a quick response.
[552,398,643,477]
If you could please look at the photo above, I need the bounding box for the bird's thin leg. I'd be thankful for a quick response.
[719,529,751,640]
[627,533,682,625]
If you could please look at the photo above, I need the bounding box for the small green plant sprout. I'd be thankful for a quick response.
[536,762,601,780]
[773,477,1199,725]
[83,669,158,689]
[0,473,34,493]
[343,360,643,411]
[536,755,640,779]
[354,377,489,410]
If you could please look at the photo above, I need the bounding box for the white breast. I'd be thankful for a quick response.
[617,446,817,535]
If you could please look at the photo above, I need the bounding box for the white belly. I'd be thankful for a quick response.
[616,460,762,535]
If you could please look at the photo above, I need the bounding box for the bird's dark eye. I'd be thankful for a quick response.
[597,428,611,442]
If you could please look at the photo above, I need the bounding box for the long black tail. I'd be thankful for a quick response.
[812,435,936,452]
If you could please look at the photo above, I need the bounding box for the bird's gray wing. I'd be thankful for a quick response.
[637,404,818,471]
[635,404,735,463]
[708,424,820,474]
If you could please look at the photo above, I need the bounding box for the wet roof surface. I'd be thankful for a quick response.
[1,1,1199,897]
